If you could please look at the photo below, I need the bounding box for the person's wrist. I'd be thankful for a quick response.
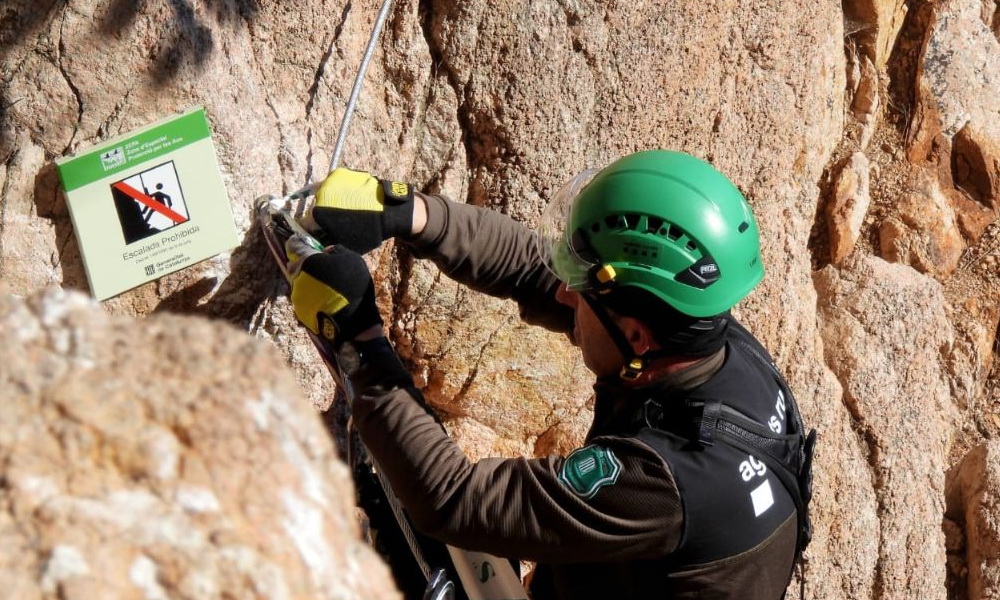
[410,195,427,236]
[342,333,413,391]
[353,323,384,342]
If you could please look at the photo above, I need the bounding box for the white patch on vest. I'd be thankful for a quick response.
[751,479,775,517]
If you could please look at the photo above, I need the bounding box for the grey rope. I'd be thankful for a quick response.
[329,0,395,173]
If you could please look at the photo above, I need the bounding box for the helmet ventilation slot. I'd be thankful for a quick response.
[589,214,702,254]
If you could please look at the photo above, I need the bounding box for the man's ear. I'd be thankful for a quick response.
[617,316,658,356]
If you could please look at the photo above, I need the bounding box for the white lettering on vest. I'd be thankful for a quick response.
[739,455,767,482]
[768,390,787,434]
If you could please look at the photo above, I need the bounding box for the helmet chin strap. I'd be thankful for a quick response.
[581,293,661,381]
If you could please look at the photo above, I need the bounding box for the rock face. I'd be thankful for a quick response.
[815,256,958,599]
[0,287,398,600]
[1,0,999,599]
[827,152,872,264]
[948,443,1000,600]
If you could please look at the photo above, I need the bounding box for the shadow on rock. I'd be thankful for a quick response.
[0,0,61,54]
[34,161,90,295]
[99,0,261,33]
[154,212,284,328]
[2,0,262,88]
[86,0,260,86]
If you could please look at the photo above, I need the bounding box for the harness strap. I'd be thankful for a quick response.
[581,293,680,381]
[581,293,635,361]
[697,397,722,446]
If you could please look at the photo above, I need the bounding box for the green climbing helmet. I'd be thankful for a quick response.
[539,150,764,318]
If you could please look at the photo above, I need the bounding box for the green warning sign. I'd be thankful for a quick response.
[56,107,238,301]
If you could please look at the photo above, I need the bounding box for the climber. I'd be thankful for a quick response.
[284,149,816,600]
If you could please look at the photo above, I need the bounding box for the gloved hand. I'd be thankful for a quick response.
[308,167,415,254]
[285,235,382,344]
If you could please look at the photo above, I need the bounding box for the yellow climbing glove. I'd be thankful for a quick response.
[309,167,415,254]
[285,235,382,344]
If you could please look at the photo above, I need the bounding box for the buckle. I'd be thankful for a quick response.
[619,357,645,381]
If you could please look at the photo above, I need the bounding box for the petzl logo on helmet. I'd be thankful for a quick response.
[559,445,622,499]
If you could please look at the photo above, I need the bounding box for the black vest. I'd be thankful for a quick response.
[530,323,816,600]
[595,321,815,569]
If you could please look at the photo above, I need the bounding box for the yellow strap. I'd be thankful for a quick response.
[314,167,384,212]
[291,270,350,335]
[595,264,617,285]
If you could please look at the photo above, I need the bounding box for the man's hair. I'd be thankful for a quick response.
[599,286,729,357]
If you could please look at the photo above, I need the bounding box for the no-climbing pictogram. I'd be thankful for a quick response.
[111,161,190,244]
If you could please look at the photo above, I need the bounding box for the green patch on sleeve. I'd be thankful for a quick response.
[559,445,623,499]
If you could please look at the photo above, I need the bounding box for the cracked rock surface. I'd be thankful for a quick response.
[0,287,397,599]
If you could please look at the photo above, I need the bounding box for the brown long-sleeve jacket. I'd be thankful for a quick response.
[347,194,800,599]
